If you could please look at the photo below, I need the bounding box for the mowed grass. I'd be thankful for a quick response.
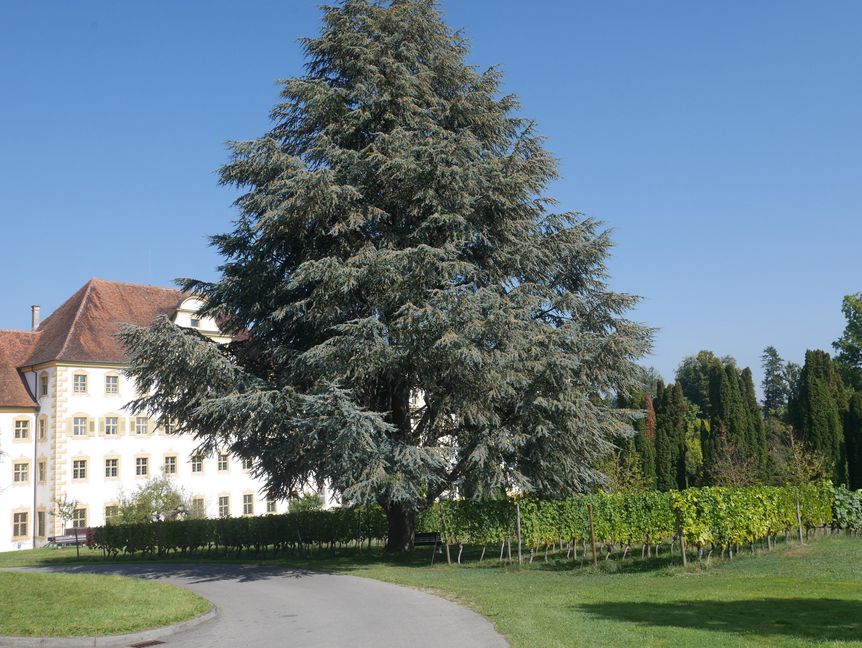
[0,571,210,637]
[2,536,860,646]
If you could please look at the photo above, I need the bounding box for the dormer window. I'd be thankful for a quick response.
[190,318,200,328]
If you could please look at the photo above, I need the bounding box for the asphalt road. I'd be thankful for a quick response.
[41,563,508,648]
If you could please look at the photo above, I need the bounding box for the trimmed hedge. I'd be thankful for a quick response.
[89,484,860,559]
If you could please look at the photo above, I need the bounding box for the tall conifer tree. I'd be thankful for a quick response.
[788,350,847,484]
[846,392,862,490]
[119,0,651,551]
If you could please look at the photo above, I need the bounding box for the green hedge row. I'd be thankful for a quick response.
[89,484,860,558]
[91,506,386,557]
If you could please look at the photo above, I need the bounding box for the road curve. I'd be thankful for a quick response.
[39,563,508,648]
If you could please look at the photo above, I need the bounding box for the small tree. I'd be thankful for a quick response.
[288,490,325,513]
[601,444,651,494]
[770,424,829,543]
[705,435,759,487]
[54,496,80,558]
[118,477,189,524]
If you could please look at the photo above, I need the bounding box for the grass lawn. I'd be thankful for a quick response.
[0,571,210,637]
[2,536,860,646]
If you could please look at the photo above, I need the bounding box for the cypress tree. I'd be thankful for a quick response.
[741,367,767,478]
[847,392,862,490]
[118,0,651,551]
[789,350,846,484]
[761,346,789,416]
[635,393,657,488]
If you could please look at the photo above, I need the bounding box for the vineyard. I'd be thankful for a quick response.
[89,484,862,564]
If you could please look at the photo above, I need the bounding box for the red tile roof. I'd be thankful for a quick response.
[25,278,185,366]
[0,279,187,407]
[0,330,39,408]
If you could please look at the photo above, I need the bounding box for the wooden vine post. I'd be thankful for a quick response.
[676,509,687,567]
[587,502,598,567]
[515,501,523,565]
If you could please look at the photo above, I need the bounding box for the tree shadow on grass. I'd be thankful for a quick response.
[577,598,862,642]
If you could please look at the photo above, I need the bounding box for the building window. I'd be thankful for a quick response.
[14,420,29,440]
[39,418,47,439]
[105,506,119,524]
[37,511,46,537]
[217,453,229,472]
[73,417,88,436]
[136,457,149,477]
[39,374,48,396]
[13,462,29,483]
[71,508,87,529]
[191,498,205,517]
[241,457,253,471]
[104,416,118,436]
[105,458,118,478]
[72,459,87,480]
[190,318,200,328]
[135,417,149,435]
[73,374,87,393]
[13,512,28,537]
[163,419,176,434]
[218,496,230,517]
[38,461,47,482]
[243,494,254,516]
[191,454,203,473]
[105,375,119,394]
[163,456,177,475]
[266,497,277,514]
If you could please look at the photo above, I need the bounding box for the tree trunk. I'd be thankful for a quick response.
[383,503,415,553]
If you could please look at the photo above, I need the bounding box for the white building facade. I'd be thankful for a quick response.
[0,279,288,552]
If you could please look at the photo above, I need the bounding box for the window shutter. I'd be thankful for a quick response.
[147,417,154,435]
[99,418,105,434]
[119,417,126,434]
[89,418,96,434]
[66,417,73,436]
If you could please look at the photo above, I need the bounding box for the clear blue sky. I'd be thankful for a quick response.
[1,1,860,391]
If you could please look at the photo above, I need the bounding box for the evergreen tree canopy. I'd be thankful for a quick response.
[761,345,789,417]
[846,392,862,491]
[675,350,735,412]
[700,358,766,484]
[654,381,687,490]
[120,0,651,551]
[833,293,862,391]
[788,350,847,484]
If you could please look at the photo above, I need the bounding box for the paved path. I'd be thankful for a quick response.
[39,563,507,648]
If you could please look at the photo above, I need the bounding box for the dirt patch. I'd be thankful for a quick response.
[783,544,813,558]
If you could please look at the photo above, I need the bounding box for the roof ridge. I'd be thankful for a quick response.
[89,277,182,291]
[54,279,97,361]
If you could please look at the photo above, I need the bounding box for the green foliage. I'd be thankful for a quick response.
[429,484,835,551]
[788,350,847,483]
[288,490,325,513]
[118,0,652,550]
[654,382,687,491]
[761,346,790,416]
[833,293,862,391]
[675,351,734,412]
[117,477,189,523]
[831,486,862,531]
[847,393,862,490]
[91,506,388,557]
[89,484,849,561]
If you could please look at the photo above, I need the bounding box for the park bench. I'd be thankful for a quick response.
[415,532,442,564]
